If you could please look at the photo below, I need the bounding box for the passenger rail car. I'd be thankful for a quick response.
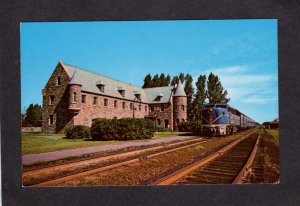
[201,103,256,136]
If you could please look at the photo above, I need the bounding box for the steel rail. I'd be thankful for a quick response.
[232,133,261,184]
[31,139,210,186]
[150,131,257,185]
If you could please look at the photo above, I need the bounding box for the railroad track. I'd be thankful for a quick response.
[151,132,261,185]
[25,137,211,186]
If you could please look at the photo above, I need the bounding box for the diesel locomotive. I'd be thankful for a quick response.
[201,103,256,136]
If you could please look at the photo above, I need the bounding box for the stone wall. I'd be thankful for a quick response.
[73,92,149,126]
[42,62,188,133]
[42,63,74,133]
[173,96,187,129]
[148,102,173,130]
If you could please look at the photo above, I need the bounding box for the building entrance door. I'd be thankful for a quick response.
[164,119,169,128]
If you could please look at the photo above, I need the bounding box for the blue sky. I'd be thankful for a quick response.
[21,20,278,123]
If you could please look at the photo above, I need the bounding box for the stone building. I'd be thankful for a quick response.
[42,60,187,133]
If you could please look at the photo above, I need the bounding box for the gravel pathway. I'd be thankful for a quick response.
[22,135,196,165]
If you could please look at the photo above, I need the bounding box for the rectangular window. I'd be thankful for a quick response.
[73,92,77,102]
[49,115,54,125]
[122,102,126,109]
[104,99,108,107]
[114,100,117,108]
[182,105,185,111]
[49,95,55,105]
[130,103,133,110]
[145,106,148,112]
[150,106,153,112]
[157,119,161,125]
[81,95,86,103]
[56,76,61,86]
[93,97,97,105]
[160,105,164,112]
[139,105,141,111]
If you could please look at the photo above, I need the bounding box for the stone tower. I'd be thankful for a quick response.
[68,70,82,115]
[173,80,187,130]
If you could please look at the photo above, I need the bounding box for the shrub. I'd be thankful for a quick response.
[155,126,172,132]
[91,118,155,140]
[177,121,201,133]
[65,125,91,139]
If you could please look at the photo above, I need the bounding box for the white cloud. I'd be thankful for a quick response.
[241,97,277,104]
[200,65,278,105]
[213,65,249,74]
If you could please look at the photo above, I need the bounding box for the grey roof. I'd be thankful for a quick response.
[69,70,82,85]
[60,61,175,104]
[143,86,173,104]
[60,61,150,102]
[173,80,186,96]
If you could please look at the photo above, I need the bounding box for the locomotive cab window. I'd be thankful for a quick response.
[216,104,227,109]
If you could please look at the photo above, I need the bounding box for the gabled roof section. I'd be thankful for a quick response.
[69,70,82,85]
[173,80,186,97]
[143,86,173,104]
[60,61,149,103]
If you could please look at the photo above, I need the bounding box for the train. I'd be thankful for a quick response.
[201,103,256,136]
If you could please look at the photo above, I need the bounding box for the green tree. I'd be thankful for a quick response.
[152,74,161,87]
[206,73,230,104]
[23,104,42,127]
[171,75,179,86]
[179,73,185,83]
[159,73,169,86]
[142,73,152,88]
[184,74,194,120]
[193,75,207,120]
[166,74,171,86]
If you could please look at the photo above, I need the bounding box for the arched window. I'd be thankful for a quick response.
[182,105,185,111]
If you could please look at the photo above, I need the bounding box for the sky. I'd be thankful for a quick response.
[21,20,278,123]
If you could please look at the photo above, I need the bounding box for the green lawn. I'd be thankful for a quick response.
[265,129,279,146]
[22,132,192,155]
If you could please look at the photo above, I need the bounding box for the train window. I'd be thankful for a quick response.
[216,105,227,109]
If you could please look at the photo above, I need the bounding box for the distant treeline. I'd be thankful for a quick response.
[142,72,230,120]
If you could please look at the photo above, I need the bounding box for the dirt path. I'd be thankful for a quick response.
[22,135,196,165]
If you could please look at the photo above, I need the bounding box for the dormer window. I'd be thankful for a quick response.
[155,93,163,102]
[56,76,61,86]
[120,90,125,96]
[99,85,105,92]
[96,80,105,92]
[133,91,141,100]
[118,87,125,97]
